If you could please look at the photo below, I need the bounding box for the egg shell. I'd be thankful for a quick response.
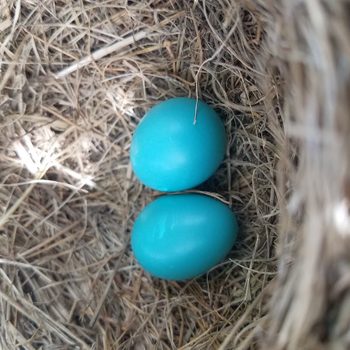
[131,194,238,280]
[130,97,227,191]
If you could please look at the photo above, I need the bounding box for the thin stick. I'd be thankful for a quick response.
[7,322,36,350]
[0,182,36,230]
[0,166,48,230]
[54,30,149,79]
[0,289,90,349]
[53,10,186,79]
[218,289,265,350]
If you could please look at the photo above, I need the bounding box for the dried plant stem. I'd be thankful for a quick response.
[54,30,150,79]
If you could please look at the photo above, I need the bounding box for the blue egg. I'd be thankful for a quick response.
[131,194,238,280]
[130,97,226,191]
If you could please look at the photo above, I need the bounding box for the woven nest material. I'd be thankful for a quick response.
[0,1,349,349]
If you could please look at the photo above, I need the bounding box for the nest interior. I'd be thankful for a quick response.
[2,0,350,349]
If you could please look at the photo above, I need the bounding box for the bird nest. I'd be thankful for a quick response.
[1,1,350,349]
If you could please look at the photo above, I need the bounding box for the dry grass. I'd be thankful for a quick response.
[4,0,350,349]
[0,1,280,349]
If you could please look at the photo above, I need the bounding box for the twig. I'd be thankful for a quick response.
[0,182,36,230]
[218,289,265,350]
[54,30,149,79]
[0,289,90,349]
[53,10,186,79]
[0,167,48,230]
